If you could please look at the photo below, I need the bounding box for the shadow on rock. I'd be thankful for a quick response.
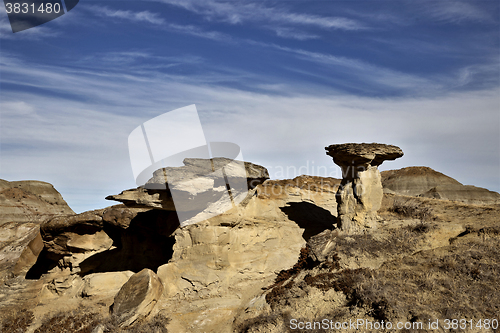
[280,202,336,241]
[26,210,179,279]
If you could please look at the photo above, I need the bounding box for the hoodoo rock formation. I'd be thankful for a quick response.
[325,143,404,232]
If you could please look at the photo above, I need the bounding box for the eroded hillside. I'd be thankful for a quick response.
[0,164,499,333]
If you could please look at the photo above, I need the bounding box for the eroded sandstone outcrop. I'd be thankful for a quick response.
[325,143,403,232]
[35,205,177,278]
[0,179,73,283]
[381,166,500,204]
[21,169,339,332]
[0,179,74,224]
[381,166,462,196]
[107,158,269,226]
[4,165,497,333]
[419,184,500,204]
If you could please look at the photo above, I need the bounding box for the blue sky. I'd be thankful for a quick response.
[0,0,499,213]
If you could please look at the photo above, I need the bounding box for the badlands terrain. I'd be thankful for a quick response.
[0,146,499,333]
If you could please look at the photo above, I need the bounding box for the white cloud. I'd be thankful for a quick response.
[153,0,366,40]
[87,5,164,25]
[247,42,441,94]
[167,23,231,41]
[1,53,498,214]
[422,1,493,23]
[274,27,319,40]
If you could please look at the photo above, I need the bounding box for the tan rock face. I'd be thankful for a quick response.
[156,193,307,332]
[0,223,43,283]
[82,271,134,297]
[0,179,73,283]
[4,174,338,332]
[381,167,500,204]
[0,179,74,224]
[106,158,270,227]
[419,184,500,204]
[326,143,403,232]
[37,206,177,277]
[336,166,383,231]
[111,268,164,327]
[381,166,461,196]
[147,177,337,332]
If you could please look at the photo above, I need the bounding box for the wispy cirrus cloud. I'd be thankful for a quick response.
[75,51,204,70]
[86,5,165,25]
[274,27,319,40]
[156,0,365,29]
[420,0,494,24]
[1,53,498,213]
[167,23,231,41]
[247,41,438,94]
[153,0,366,40]
[80,5,231,41]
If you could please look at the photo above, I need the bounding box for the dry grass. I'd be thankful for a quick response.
[389,197,433,221]
[269,235,500,325]
[242,198,500,332]
[28,308,169,333]
[265,247,315,308]
[349,236,500,322]
[34,310,99,333]
[332,224,428,259]
[0,309,34,333]
[235,313,282,333]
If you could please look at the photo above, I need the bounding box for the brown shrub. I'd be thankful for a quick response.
[34,311,100,333]
[390,198,433,221]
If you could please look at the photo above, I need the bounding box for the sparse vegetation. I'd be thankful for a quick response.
[31,308,169,333]
[265,247,316,308]
[389,197,433,221]
[34,310,100,333]
[1,309,34,333]
[240,198,500,333]
[254,232,500,330]
[235,313,282,333]
[333,227,424,258]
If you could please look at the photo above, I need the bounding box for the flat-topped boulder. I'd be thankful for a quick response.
[107,158,270,227]
[325,143,404,232]
[325,143,403,168]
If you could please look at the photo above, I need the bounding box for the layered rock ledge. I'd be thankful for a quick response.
[326,143,403,232]
[107,158,269,227]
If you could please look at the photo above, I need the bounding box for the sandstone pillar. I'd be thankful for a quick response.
[325,143,403,232]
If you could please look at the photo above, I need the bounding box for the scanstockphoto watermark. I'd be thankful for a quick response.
[290,319,424,331]
[290,318,499,331]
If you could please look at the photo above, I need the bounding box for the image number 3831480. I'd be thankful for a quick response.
[3,0,79,33]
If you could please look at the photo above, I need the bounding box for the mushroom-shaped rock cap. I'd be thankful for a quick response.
[325,143,403,167]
